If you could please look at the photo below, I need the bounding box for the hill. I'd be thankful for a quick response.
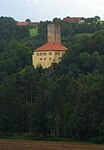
[0,17,104,143]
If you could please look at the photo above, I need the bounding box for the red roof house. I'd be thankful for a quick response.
[63,17,84,23]
[17,22,29,26]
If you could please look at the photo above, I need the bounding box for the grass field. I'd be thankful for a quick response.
[0,139,104,150]
[29,28,38,37]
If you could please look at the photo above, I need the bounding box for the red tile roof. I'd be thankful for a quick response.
[35,42,68,51]
[17,22,29,26]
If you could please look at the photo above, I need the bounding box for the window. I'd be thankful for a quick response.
[40,53,42,56]
[49,58,52,60]
[44,53,46,55]
[55,52,57,55]
[49,52,52,55]
[44,58,46,60]
[37,53,39,56]
[58,52,60,55]
[40,58,42,60]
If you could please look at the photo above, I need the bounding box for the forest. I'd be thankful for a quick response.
[0,16,104,143]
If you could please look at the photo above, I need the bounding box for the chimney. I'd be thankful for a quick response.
[47,24,61,43]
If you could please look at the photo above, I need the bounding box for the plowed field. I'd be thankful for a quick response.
[0,139,104,150]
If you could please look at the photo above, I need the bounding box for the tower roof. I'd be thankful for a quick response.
[35,42,68,52]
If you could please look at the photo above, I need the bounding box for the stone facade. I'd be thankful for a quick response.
[32,50,65,68]
[47,24,61,43]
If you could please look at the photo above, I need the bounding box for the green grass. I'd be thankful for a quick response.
[29,28,38,37]
[76,33,92,37]
[0,135,95,144]
[0,134,104,144]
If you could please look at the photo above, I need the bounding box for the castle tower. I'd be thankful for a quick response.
[32,23,68,68]
[47,24,61,43]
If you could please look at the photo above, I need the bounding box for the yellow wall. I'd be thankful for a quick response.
[32,51,65,68]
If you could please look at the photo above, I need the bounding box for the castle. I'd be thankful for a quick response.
[32,24,68,68]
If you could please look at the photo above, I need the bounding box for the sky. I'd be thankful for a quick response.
[0,0,104,22]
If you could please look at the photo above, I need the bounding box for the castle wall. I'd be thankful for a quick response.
[32,51,65,68]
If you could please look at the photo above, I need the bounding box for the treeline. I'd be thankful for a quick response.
[0,17,104,143]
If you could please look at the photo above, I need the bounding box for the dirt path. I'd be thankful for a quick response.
[0,139,104,150]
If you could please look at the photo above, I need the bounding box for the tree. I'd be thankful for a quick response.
[94,16,101,21]
[25,18,31,22]
[53,18,62,24]
[84,17,97,23]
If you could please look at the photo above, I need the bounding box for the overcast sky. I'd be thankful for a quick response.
[0,0,104,22]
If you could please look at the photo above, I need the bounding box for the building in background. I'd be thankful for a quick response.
[17,21,39,28]
[17,22,29,26]
[63,16,84,23]
[32,24,68,68]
